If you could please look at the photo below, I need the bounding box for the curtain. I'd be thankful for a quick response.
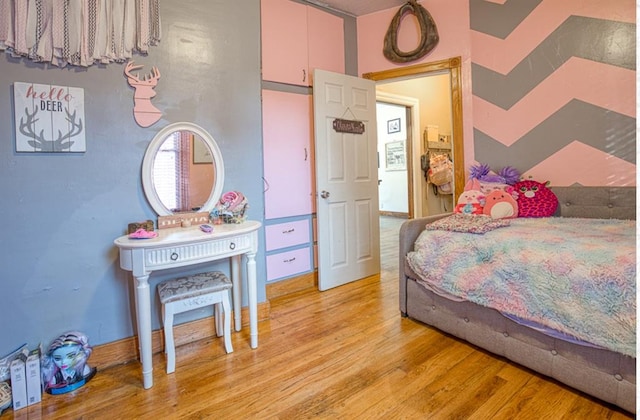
[0,0,160,67]
[178,131,191,212]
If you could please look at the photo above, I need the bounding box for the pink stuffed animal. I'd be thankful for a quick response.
[514,179,558,217]
[454,179,485,215]
[483,188,518,219]
[469,163,520,196]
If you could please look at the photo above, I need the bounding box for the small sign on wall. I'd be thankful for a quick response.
[13,82,86,153]
[385,140,406,171]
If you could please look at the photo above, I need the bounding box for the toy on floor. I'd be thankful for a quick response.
[514,179,558,217]
[42,331,97,395]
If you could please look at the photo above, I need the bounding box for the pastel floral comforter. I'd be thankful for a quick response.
[406,216,636,357]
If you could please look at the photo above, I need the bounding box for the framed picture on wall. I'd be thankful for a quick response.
[193,137,213,163]
[387,118,401,134]
[385,141,406,171]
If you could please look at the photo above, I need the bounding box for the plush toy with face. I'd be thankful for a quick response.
[483,188,518,219]
[469,163,520,196]
[454,179,485,215]
[514,179,558,217]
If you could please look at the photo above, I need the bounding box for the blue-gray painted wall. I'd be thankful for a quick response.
[0,1,266,354]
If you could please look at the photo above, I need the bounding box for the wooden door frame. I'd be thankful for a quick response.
[363,56,465,207]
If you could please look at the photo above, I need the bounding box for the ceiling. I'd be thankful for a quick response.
[303,0,407,17]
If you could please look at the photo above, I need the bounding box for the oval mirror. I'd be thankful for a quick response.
[142,122,225,216]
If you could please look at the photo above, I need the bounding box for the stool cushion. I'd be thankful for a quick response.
[158,271,232,304]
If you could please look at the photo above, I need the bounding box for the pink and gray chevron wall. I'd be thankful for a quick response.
[469,0,635,186]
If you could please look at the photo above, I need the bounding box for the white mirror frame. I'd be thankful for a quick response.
[141,122,225,216]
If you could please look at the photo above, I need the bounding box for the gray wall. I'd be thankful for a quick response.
[0,0,264,354]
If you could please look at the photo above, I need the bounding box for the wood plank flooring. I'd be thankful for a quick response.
[5,217,633,419]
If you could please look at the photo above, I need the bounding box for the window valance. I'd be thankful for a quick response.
[0,0,161,68]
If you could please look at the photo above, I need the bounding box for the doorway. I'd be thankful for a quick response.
[364,57,465,219]
[377,73,454,218]
[376,100,412,219]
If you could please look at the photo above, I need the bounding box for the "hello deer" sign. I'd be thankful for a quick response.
[13,82,86,153]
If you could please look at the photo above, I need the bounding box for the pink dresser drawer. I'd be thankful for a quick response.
[266,247,311,281]
[265,220,310,251]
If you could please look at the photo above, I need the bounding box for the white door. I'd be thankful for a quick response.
[313,69,381,291]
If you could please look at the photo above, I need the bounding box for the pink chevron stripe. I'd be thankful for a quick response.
[522,142,636,187]
[471,0,635,74]
[473,58,635,146]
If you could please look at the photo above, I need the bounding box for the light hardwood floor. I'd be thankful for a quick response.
[6,217,633,419]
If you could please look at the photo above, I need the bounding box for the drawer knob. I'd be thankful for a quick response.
[229,242,236,250]
[170,252,179,261]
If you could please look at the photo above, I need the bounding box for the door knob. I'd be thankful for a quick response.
[320,190,330,199]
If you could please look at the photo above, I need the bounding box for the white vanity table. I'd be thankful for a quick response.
[114,122,262,389]
[114,220,260,389]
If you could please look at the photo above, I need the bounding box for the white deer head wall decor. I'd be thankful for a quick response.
[124,61,162,127]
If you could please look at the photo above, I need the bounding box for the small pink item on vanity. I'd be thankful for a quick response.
[220,191,245,209]
[128,229,158,239]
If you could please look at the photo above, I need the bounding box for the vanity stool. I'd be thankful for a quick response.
[157,271,234,374]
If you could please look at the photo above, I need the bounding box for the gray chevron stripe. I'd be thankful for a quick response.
[473,100,636,173]
[470,0,542,39]
[472,17,636,109]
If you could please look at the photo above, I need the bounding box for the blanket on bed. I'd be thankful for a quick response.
[406,217,636,357]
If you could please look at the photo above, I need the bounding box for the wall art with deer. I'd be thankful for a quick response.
[13,82,86,153]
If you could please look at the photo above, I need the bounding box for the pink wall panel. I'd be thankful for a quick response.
[262,90,314,219]
[261,0,308,85]
[307,6,345,83]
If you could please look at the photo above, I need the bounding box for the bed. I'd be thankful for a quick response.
[399,186,636,413]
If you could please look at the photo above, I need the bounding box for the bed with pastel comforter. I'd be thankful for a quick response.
[399,187,636,413]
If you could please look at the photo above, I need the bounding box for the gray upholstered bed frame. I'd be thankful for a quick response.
[399,187,636,413]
